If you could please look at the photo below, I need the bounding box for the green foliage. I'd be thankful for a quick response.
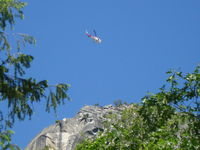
[46,84,70,113]
[0,130,20,150]
[93,103,100,106]
[0,0,70,149]
[76,66,200,150]
[0,0,70,126]
[0,0,26,30]
[113,99,123,107]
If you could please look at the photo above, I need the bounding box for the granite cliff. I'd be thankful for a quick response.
[25,104,129,150]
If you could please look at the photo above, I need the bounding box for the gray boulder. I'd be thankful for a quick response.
[25,104,129,150]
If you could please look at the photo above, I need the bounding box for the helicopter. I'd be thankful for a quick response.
[85,30,102,43]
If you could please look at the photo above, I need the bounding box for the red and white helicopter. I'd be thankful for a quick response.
[85,30,102,43]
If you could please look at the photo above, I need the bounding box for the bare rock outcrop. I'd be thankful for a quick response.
[25,105,129,150]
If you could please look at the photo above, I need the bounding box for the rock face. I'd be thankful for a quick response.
[25,105,129,150]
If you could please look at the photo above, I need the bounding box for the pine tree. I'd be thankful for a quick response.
[0,1,70,149]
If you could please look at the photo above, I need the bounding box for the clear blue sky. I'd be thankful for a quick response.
[12,0,200,148]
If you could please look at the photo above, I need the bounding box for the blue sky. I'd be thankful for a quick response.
[11,0,200,148]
